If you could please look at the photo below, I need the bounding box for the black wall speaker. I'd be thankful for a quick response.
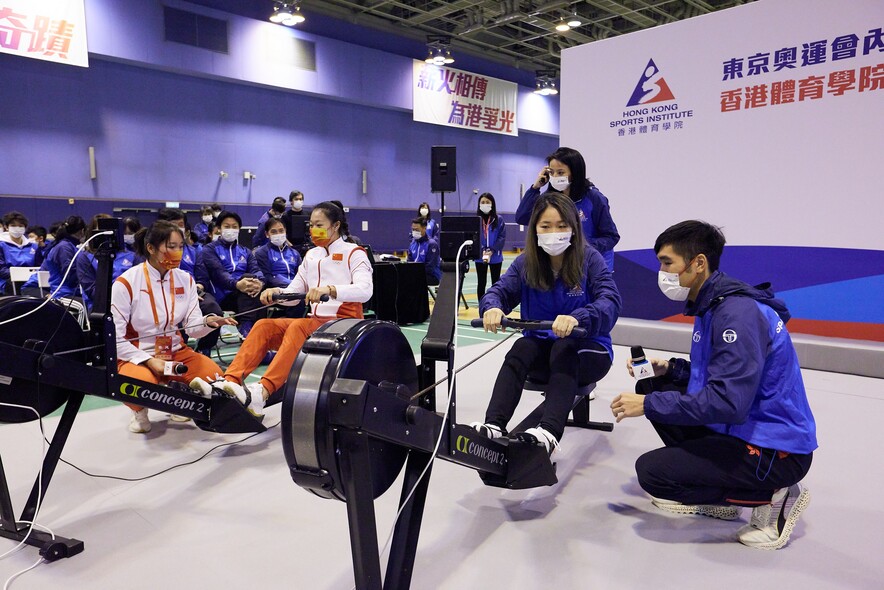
[431,145,457,193]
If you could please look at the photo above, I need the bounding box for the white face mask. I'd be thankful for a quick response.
[270,234,287,247]
[202,215,213,223]
[479,204,492,215]
[657,270,691,301]
[221,228,239,243]
[549,175,570,192]
[212,211,220,218]
[411,230,422,240]
[291,200,303,212]
[8,227,25,239]
[123,234,135,245]
[537,231,572,256]
[419,208,429,217]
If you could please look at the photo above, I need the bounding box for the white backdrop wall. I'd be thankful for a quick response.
[561,0,884,252]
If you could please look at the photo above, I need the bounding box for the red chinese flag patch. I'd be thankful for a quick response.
[332,253,343,261]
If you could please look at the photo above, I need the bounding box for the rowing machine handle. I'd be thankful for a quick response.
[272,292,330,302]
[470,317,588,339]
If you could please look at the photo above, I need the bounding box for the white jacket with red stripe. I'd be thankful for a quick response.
[282,237,373,319]
[111,262,215,365]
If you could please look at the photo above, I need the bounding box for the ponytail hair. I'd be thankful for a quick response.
[55,215,87,242]
[134,220,185,259]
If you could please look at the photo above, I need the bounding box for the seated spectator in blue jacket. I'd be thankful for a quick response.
[0,211,39,294]
[21,215,87,299]
[76,214,141,311]
[26,225,49,266]
[253,197,287,249]
[194,210,265,355]
[407,217,441,286]
[122,217,142,253]
[254,217,304,318]
[193,205,214,244]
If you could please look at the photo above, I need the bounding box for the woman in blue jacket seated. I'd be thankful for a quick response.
[0,211,39,294]
[417,201,440,241]
[474,192,507,302]
[21,215,87,299]
[76,214,142,311]
[516,147,620,271]
[474,192,621,458]
[254,217,304,318]
[194,210,265,355]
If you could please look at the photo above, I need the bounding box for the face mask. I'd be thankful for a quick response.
[479,204,492,215]
[291,200,303,212]
[123,234,135,245]
[311,226,332,247]
[411,230,422,240]
[657,258,698,301]
[419,208,429,217]
[221,228,239,243]
[549,175,570,192]
[8,227,25,239]
[270,234,287,247]
[537,231,572,256]
[158,249,183,271]
[202,215,213,223]
[212,211,220,218]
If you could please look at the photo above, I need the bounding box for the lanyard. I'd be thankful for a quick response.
[482,218,491,248]
[142,263,176,328]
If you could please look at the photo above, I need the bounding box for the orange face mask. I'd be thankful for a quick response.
[310,226,331,248]
[158,249,183,270]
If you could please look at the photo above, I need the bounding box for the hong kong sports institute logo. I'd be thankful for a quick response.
[627,59,676,106]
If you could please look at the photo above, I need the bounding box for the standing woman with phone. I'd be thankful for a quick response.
[516,147,620,270]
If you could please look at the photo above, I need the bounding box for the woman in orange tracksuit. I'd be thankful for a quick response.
[191,201,373,417]
[112,220,237,433]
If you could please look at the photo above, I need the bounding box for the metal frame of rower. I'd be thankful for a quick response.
[0,218,264,561]
[305,217,613,590]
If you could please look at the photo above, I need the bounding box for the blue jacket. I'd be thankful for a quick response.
[0,236,39,291]
[254,242,302,288]
[179,243,201,277]
[76,249,140,311]
[192,221,210,244]
[426,218,440,241]
[475,215,507,265]
[516,185,620,270]
[644,272,818,454]
[407,235,442,285]
[22,236,80,298]
[253,211,278,249]
[196,239,265,301]
[480,245,621,359]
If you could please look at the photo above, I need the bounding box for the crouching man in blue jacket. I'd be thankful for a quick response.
[610,220,816,550]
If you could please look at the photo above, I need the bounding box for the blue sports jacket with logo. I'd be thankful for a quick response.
[644,271,818,454]
[480,244,621,359]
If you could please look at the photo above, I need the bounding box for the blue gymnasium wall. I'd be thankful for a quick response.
[0,0,558,251]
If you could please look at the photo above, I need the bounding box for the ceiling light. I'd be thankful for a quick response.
[425,35,454,66]
[270,2,304,26]
[567,16,581,27]
[555,20,571,32]
[534,70,559,96]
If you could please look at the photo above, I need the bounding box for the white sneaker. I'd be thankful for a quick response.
[245,382,266,417]
[189,377,214,398]
[738,483,810,550]
[651,496,741,520]
[469,422,505,439]
[169,414,191,423]
[517,426,559,457]
[128,408,151,433]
